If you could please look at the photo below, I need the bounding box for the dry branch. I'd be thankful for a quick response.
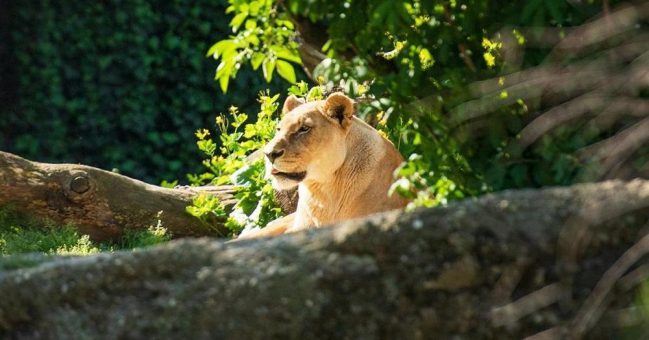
[0,151,236,240]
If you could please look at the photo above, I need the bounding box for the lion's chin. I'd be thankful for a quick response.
[271,171,306,190]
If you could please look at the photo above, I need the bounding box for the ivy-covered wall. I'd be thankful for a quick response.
[0,0,282,183]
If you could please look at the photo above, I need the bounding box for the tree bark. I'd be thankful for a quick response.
[0,151,236,240]
[0,180,648,339]
[292,16,327,79]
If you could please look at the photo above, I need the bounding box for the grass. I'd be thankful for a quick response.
[0,207,172,258]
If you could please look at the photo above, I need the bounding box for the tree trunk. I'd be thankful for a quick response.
[0,180,648,339]
[0,151,236,240]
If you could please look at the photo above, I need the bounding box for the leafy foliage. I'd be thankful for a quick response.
[207,0,303,92]
[210,0,642,202]
[187,92,284,235]
[1,0,286,183]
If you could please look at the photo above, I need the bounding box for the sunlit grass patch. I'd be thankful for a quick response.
[0,207,172,258]
[116,225,172,250]
[0,224,100,256]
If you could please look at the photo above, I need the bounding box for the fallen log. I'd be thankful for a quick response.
[0,151,236,240]
[0,180,648,339]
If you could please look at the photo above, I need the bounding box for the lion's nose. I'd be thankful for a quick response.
[265,149,285,163]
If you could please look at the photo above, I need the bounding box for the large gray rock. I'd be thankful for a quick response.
[1,180,649,339]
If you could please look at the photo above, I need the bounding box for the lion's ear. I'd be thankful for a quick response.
[322,92,354,127]
[282,95,305,113]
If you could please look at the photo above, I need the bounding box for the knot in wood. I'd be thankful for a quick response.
[70,175,90,194]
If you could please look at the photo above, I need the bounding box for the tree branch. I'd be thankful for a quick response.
[0,151,236,240]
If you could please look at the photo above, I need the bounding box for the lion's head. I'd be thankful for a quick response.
[263,92,355,190]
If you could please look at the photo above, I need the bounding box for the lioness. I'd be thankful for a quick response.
[237,92,408,239]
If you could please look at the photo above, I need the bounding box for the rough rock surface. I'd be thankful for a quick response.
[1,180,649,339]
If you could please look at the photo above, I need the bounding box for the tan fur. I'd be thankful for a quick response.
[237,93,408,240]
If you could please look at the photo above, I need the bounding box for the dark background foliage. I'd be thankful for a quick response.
[0,0,283,183]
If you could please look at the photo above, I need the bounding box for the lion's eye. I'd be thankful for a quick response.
[298,125,311,134]
[276,126,281,132]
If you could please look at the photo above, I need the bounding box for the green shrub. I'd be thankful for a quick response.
[187,91,285,235]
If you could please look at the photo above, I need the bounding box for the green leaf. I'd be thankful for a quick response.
[250,52,265,70]
[275,19,294,30]
[306,86,324,101]
[244,19,257,31]
[288,81,309,96]
[216,62,231,93]
[206,40,236,58]
[160,179,178,188]
[262,58,276,83]
[230,12,248,32]
[270,45,302,64]
[321,39,332,52]
[276,60,296,83]
[219,76,229,93]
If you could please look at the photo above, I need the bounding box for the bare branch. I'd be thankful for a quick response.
[570,226,649,338]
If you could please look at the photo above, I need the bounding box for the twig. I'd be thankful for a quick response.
[458,43,477,72]
[490,283,564,328]
[576,116,649,180]
[517,93,608,148]
[617,264,649,292]
[547,4,645,61]
[570,227,649,338]
[490,259,530,306]
[523,326,565,340]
